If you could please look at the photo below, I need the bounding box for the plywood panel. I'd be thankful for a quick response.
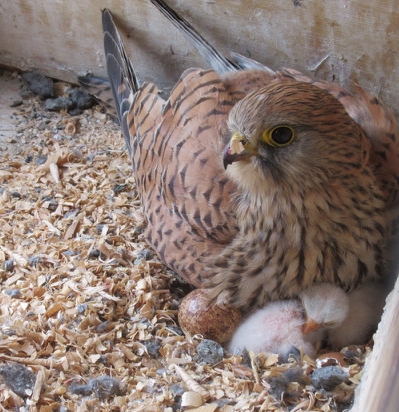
[0,0,398,115]
[350,276,399,412]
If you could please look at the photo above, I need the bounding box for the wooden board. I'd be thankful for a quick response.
[351,275,399,411]
[1,0,398,116]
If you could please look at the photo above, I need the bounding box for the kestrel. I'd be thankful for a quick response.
[81,0,399,313]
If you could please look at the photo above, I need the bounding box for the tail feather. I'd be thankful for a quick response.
[149,0,239,74]
[102,9,138,93]
[102,9,140,152]
[229,52,275,74]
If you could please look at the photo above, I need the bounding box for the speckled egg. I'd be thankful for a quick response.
[178,288,242,345]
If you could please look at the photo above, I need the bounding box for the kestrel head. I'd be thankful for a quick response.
[223,80,370,191]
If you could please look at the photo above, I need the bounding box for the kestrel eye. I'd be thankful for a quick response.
[263,126,295,147]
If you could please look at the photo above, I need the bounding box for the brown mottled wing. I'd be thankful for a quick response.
[101,9,242,285]
[343,86,399,205]
[129,69,241,285]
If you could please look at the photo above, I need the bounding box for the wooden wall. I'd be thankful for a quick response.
[351,275,399,412]
[1,0,398,115]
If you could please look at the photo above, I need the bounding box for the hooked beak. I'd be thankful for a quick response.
[302,319,321,335]
[223,132,257,169]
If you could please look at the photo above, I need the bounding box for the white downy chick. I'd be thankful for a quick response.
[227,299,315,361]
[299,283,350,344]
[299,282,388,349]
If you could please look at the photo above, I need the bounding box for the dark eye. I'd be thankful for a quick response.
[262,125,295,147]
[271,126,294,145]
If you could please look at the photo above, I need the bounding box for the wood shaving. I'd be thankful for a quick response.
[0,70,371,411]
[174,364,210,400]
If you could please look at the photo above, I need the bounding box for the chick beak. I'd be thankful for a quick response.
[302,319,321,335]
[223,132,257,169]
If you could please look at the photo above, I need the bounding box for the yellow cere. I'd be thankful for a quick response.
[230,132,247,154]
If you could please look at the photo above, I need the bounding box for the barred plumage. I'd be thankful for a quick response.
[81,0,399,312]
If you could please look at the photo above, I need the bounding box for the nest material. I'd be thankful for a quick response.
[0,71,368,411]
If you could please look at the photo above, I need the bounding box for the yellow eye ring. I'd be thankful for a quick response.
[262,125,295,147]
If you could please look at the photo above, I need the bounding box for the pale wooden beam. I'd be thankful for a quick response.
[351,275,399,411]
[0,0,398,117]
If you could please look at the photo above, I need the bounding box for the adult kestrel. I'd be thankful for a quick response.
[81,0,399,313]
